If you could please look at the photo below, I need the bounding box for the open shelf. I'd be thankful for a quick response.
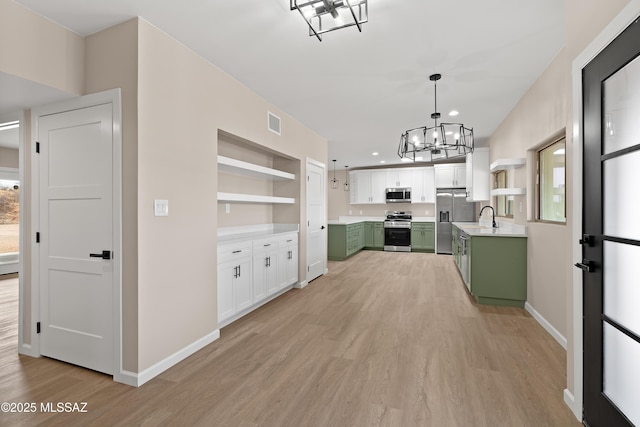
[217,192,295,204]
[490,188,526,196]
[218,155,295,181]
[490,158,526,172]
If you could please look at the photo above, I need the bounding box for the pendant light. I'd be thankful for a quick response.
[343,166,350,191]
[330,159,339,189]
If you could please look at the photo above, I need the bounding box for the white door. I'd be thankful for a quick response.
[306,160,326,282]
[37,103,114,374]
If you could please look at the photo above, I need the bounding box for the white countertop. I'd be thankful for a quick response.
[218,223,299,243]
[452,222,527,237]
[328,216,436,225]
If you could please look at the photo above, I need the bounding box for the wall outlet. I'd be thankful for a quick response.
[425,210,429,215]
[226,203,230,214]
[519,201,523,213]
[349,210,352,215]
[359,210,363,215]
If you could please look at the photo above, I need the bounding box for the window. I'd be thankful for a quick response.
[493,170,514,218]
[536,138,566,223]
[0,177,20,255]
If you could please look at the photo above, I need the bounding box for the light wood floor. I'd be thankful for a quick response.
[1,253,581,426]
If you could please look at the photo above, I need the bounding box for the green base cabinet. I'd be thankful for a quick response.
[328,223,366,261]
[468,235,527,307]
[364,222,384,250]
[411,222,435,252]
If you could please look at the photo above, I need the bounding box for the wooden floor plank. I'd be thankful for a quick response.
[0,253,580,426]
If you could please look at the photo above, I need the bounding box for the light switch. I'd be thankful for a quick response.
[154,199,169,217]
[225,203,230,214]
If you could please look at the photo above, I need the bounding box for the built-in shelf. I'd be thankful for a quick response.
[217,155,295,181]
[490,158,526,172]
[490,188,526,196]
[217,192,295,204]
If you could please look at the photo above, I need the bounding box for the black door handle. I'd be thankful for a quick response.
[321,225,326,230]
[574,259,592,272]
[90,250,111,260]
[579,234,595,246]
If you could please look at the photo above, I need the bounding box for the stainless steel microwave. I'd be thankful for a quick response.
[385,188,411,203]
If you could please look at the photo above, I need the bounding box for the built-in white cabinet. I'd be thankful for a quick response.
[465,148,490,201]
[385,169,412,188]
[218,228,298,327]
[435,164,466,188]
[278,234,298,290]
[350,170,386,204]
[411,167,436,203]
[217,241,253,323]
[252,236,279,299]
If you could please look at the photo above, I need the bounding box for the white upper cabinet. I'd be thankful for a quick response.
[410,167,435,203]
[350,170,386,204]
[385,169,412,188]
[465,148,490,201]
[435,164,466,188]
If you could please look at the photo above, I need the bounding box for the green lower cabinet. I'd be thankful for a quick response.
[468,235,527,307]
[364,222,384,250]
[328,223,366,261]
[411,222,435,252]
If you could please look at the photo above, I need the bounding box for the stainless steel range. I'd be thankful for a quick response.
[383,210,412,252]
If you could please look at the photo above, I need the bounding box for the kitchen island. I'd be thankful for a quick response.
[452,222,527,307]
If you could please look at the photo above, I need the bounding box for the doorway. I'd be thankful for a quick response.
[306,159,326,283]
[0,115,21,277]
[30,89,122,378]
[581,15,640,427]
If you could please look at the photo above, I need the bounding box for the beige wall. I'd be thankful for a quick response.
[136,19,326,372]
[487,0,630,399]
[0,0,84,96]
[84,19,140,372]
[0,147,18,168]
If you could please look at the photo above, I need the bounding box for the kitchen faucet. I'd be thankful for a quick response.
[479,205,497,228]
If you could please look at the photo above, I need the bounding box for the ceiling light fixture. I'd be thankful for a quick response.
[290,0,368,41]
[331,159,339,189]
[343,166,350,191]
[0,120,19,131]
[398,74,474,162]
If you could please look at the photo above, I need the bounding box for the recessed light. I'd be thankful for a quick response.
[449,110,459,117]
[380,160,386,164]
[372,152,379,156]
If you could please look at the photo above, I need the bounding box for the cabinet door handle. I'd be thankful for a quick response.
[238,265,241,277]
[264,244,271,247]
[233,266,238,278]
[232,250,242,254]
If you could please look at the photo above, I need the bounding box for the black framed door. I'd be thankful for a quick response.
[582,16,640,427]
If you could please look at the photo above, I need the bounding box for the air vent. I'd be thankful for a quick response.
[268,112,281,135]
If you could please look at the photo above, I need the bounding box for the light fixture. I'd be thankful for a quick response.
[372,152,379,156]
[290,0,368,41]
[0,120,19,131]
[330,159,339,189]
[398,73,474,162]
[343,165,350,191]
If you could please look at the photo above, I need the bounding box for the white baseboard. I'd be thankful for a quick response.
[525,302,567,350]
[563,389,581,421]
[116,329,220,387]
[19,343,39,358]
[294,280,308,289]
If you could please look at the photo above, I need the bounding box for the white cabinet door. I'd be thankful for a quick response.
[254,253,278,299]
[385,170,412,188]
[465,148,490,201]
[217,262,236,323]
[410,168,435,203]
[411,169,424,203]
[423,167,435,203]
[235,258,252,311]
[252,255,267,302]
[370,171,387,203]
[435,164,466,188]
[353,171,371,204]
[278,246,298,288]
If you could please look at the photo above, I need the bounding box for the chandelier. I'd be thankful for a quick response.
[398,74,474,162]
[290,0,368,41]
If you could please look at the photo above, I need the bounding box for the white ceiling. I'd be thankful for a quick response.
[8,0,565,168]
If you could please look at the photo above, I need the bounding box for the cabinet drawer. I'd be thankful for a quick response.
[253,236,279,254]
[278,233,298,248]
[218,241,252,264]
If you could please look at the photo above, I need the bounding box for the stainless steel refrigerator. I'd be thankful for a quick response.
[436,188,476,254]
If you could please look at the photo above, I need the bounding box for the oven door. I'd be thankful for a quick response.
[384,223,411,252]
